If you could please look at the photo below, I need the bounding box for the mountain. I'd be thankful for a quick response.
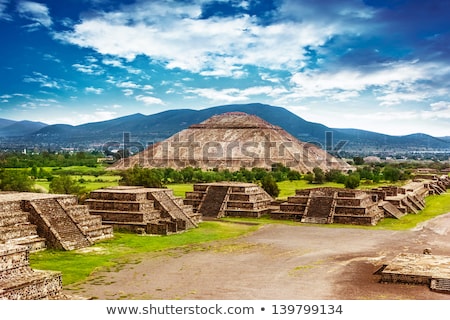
[1,103,449,154]
[0,119,48,137]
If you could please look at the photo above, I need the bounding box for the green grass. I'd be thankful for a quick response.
[167,183,193,198]
[34,175,121,193]
[29,221,258,286]
[276,180,344,199]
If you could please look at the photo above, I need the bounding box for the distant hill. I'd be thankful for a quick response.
[0,119,48,137]
[1,103,449,154]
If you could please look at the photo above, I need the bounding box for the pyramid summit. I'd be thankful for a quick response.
[110,112,352,173]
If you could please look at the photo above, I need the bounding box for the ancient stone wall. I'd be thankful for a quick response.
[185,182,273,218]
[0,244,63,300]
[86,187,198,235]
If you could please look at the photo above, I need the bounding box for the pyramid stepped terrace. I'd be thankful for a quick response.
[85,186,200,235]
[0,192,113,251]
[110,112,353,173]
[184,182,273,218]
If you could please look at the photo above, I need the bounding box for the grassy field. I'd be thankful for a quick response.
[167,183,194,197]
[34,175,121,193]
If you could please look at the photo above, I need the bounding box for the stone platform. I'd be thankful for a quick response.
[184,182,273,218]
[86,186,200,235]
[0,192,113,251]
[0,244,63,300]
[379,253,450,293]
[271,187,384,225]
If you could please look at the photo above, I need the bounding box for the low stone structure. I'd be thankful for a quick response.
[0,192,113,251]
[378,253,450,294]
[184,182,273,218]
[0,244,63,299]
[85,186,200,235]
[270,176,449,226]
[271,187,384,225]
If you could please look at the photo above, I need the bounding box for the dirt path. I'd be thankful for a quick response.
[66,213,450,300]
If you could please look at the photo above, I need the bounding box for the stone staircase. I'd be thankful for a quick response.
[185,182,273,219]
[198,185,230,218]
[301,195,335,224]
[0,200,46,252]
[0,244,63,300]
[28,198,93,251]
[379,201,405,219]
[62,202,113,243]
[148,189,198,228]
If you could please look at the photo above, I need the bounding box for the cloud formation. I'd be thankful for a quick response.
[17,1,52,29]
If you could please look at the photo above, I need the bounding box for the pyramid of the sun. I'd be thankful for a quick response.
[110,112,352,173]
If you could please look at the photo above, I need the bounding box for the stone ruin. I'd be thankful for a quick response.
[0,192,113,251]
[271,187,384,225]
[377,253,450,294]
[270,176,450,226]
[0,244,64,300]
[0,192,114,300]
[85,186,201,235]
[110,112,353,173]
[184,182,273,218]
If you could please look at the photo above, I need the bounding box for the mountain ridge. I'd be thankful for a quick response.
[1,103,449,153]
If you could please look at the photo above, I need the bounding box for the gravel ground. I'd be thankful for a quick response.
[66,213,450,300]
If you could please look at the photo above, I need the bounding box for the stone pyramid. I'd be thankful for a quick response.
[110,112,352,173]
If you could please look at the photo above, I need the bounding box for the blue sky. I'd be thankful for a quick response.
[1,0,449,136]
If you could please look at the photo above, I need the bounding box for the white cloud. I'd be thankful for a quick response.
[135,95,164,105]
[85,87,103,94]
[72,63,104,75]
[186,85,287,103]
[17,1,52,28]
[116,81,154,97]
[122,89,134,96]
[430,101,450,112]
[289,60,442,105]
[23,72,60,89]
[102,58,141,74]
[54,1,338,75]
[0,0,12,21]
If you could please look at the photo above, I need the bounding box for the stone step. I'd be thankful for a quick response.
[84,225,114,242]
[0,224,38,241]
[5,235,47,252]
[0,211,29,227]
[0,270,62,300]
[89,210,149,222]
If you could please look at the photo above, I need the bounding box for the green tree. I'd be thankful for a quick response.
[49,175,86,195]
[30,165,38,179]
[0,169,34,192]
[353,156,364,165]
[312,167,325,184]
[118,166,163,188]
[345,173,360,189]
[383,166,402,182]
[261,174,279,197]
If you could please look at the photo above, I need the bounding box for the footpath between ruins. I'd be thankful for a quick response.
[66,212,450,300]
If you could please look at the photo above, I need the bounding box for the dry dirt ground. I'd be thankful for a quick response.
[66,213,450,300]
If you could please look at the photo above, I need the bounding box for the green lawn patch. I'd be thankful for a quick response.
[276,180,343,199]
[167,183,194,198]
